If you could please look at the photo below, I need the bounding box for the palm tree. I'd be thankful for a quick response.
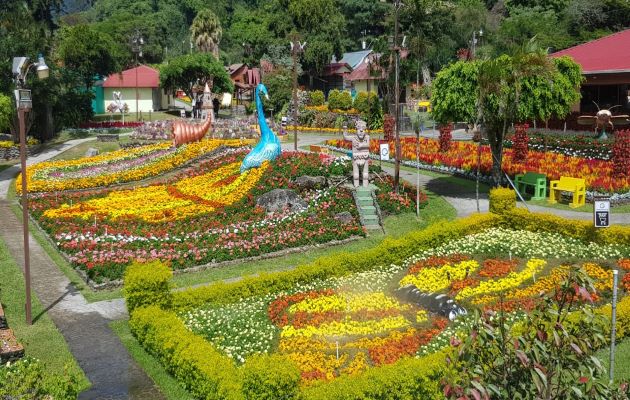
[190,9,222,58]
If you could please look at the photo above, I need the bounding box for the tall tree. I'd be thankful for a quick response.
[190,8,223,58]
[55,24,123,88]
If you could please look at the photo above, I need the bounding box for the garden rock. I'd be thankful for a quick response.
[294,175,327,189]
[256,189,307,212]
[334,211,354,224]
[85,147,99,157]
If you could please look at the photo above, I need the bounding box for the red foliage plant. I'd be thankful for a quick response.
[439,123,453,152]
[512,123,529,163]
[383,114,395,141]
[613,130,630,177]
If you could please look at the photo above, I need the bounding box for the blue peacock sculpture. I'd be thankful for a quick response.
[240,84,282,173]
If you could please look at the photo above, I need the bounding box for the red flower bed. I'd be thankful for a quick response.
[327,137,630,192]
[478,259,518,278]
[79,121,144,129]
[439,123,453,152]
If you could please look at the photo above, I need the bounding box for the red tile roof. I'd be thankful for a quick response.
[551,29,630,74]
[347,61,385,81]
[103,65,160,88]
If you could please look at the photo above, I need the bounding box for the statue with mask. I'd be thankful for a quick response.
[343,119,370,187]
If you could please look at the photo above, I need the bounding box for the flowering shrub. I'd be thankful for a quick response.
[489,188,516,214]
[613,130,630,178]
[79,121,142,129]
[383,114,395,141]
[438,123,453,152]
[511,123,529,163]
[327,137,630,192]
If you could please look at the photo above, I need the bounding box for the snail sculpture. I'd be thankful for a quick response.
[171,114,212,147]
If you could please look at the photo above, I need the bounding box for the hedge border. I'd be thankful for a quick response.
[126,210,630,399]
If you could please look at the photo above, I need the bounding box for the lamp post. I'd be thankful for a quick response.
[131,30,144,121]
[290,35,306,151]
[382,0,405,190]
[471,29,483,59]
[12,54,49,326]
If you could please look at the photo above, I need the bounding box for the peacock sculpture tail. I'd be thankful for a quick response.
[240,83,282,173]
[171,114,212,147]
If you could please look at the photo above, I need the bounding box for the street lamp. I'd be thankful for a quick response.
[471,29,483,59]
[131,30,144,121]
[290,35,306,151]
[12,53,49,326]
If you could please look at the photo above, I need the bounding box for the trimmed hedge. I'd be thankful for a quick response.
[501,208,630,246]
[129,305,242,400]
[489,187,516,214]
[241,354,301,400]
[170,213,501,310]
[598,296,630,340]
[123,261,173,313]
[302,351,446,400]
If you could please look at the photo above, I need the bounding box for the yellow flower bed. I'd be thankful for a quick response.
[455,259,547,300]
[399,260,480,292]
[288,292,409,314]
[286,351,349,381]
[43,161,267,223]
[280,316,410,339]
[17,139,249,193]
[474,263,614,305]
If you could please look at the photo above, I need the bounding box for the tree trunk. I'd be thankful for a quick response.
[487,123,504,187]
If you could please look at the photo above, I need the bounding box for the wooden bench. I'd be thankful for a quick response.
[548,176,586,208]
[514,172,547,201]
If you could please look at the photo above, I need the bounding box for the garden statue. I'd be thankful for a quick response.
[171,84,213,147]
[577,103,630,140]
[240,83,282,173]
[343,119,370,187]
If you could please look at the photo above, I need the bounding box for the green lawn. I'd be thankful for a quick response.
[596,338,630,384]
[110,320,193,400]
[0,237,89,390]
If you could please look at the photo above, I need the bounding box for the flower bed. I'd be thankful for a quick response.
[327,137,630,193]
[504,132,613,160]
[79,121,143,129]
[29,151,372,282]
[17,139,248,193]
[125,211,630,398]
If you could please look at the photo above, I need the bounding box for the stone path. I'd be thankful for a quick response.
[0,131,628,399]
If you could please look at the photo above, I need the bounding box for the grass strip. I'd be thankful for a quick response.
[0,236,89,390]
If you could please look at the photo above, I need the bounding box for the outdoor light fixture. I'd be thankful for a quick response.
[12,53,49,326]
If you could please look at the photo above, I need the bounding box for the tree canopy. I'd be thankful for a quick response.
[159,53,233,96]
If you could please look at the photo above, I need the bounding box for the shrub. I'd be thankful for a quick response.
[489,187,516,214]
[309,90,325,106]
[512,123,529,163]
[500,208,630,246]
[597,295,630,340]
[438,123,453,152]
[0,93,12,135]
[303,351,446,400]
[241,354,301,400]
[383,114,395,140]
[327,90,352,111]
[0,357,81,400]
[354,92,383,129]
[442,268,626,400]
[613,130,630,178]
[129,306,242,400]
[123,261,173,313]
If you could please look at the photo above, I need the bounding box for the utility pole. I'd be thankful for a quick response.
[290,34,306,151]
[393,0,403,191]
[131,30,144,121]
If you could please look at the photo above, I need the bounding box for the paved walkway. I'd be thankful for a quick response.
[0,138,163,399]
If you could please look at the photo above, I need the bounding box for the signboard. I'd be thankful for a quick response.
[180,109,186,118]
[380,143,390,161]
[14,89,32,110]
[594,198,610,228]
